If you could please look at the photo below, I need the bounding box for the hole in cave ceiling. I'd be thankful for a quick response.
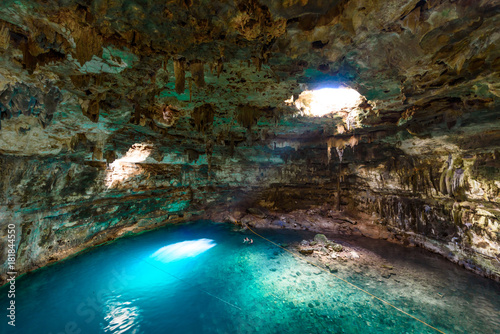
[288,87,364,117]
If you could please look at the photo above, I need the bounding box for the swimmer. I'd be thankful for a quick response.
[243,237,249,243]
[249,239,253,244]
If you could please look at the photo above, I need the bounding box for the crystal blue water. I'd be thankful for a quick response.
[1,221,499,334]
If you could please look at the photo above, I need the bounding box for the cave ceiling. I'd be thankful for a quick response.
[0,0,498,157]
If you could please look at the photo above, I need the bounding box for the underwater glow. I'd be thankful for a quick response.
[292,88,362,117]
[2,222,500,334]
[151,239,216,263]
[105,143,153,188]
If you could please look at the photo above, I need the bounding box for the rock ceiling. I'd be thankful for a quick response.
[0,0,498,156]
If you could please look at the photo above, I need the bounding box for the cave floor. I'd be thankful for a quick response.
[2,221,499,334]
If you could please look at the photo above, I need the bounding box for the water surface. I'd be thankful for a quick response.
[1,221,499,333]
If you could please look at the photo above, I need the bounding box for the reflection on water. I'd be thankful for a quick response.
[1,221,499,334]
[103,299,141,334]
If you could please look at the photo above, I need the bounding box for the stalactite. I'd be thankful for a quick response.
[216,59,224,78]
[88,100,100,123]
[439,155,453,195]
[91,145,103,161]
[20,38,65,74]
[192,103,215,133]
[452,168,465,193]
[325,136,347,210]
[185,149,200,163]
[132,102,141,125]
[80,97,101,123]
[251,56,262,71]
[70,75,92,89]
[336,147,344,211]
[190,61,205,87]
[189,77,193,102]
[0,25,10,51]
[237,105,261,129]
[348,135,359,149]
[229,134,235,157]
[337,124,346,134]
[74,27,103,66]
[22,42,37,74]
[206,139,214,181]
[68,135,78,152]
[327,137,355,165]
[94,74,104,87]
[327,140,333,165]
[445,155,454,195]
[336,147,344,163]
[174,58,186,94]
[104,150,117,165]
[40,85,62,128]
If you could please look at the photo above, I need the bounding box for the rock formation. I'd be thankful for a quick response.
[0,0,499,283]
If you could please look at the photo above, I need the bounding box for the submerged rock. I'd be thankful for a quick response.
[248,208,266,219]
[314,234,329,244]
[299,248,314,255]
[326,265,338,274]
[381,271,393,279]
[331,243,343,252]
[272,220,286,228]
[314,234,343,252]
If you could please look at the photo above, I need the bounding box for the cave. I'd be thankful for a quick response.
[0,0,499,333]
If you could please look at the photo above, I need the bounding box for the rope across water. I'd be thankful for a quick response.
[120,224,446,333]
[246,224,447,334]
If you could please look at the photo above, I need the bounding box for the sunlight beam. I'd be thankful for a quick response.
[150,239,216,263]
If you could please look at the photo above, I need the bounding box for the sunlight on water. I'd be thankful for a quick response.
[1,222,499,334]
[103,300,141,333]
[151,239,216,263]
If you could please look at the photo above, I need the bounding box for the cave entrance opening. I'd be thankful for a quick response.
[289,87,362,117]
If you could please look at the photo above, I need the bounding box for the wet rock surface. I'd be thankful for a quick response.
[297,234,344,256]
[235,204,500,281]
[293,234,400,281]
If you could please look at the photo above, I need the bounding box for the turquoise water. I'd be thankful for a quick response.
[1,221,500,334]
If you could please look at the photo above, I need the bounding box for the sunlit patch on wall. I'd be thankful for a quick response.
[105,143,153,188]
[151,239,216,263]
[288,87,363,117]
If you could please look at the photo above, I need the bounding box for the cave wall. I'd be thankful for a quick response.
[0,0,499,283]
[1,105,499,282]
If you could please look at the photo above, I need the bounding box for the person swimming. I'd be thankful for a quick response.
[243,237,249,243]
